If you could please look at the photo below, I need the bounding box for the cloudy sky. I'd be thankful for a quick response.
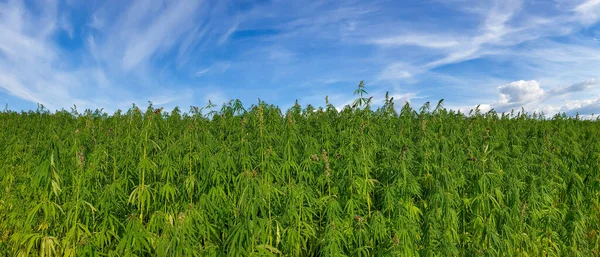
[1,0,599,115]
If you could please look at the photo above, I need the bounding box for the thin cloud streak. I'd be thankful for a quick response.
[195,68,211,76]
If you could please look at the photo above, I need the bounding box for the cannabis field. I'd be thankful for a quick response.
[1,85,599,256]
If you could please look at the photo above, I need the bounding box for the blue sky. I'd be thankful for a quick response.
[1,0,600,115]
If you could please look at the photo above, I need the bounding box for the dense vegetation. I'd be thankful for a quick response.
[1,83,599,256]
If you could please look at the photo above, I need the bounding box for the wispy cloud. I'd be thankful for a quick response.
[574,0,600,25]
[268,46,295,62]
[194,61,231,77]
[370,35,461,49]
[0,0,220,111]
[377,63,414,81]
[88,13,104,30]
[60,14,74,38]
[219,21,239,45]
[117,0,203,71]
[0,0,599,115]
[195,68,211,77]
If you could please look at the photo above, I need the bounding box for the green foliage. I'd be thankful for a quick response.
[1,82,600,256]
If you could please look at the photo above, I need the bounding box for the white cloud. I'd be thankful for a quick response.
[448,104,493,115]
[268,47,295,62]
[490,79,600,115]
[378,63,414,81]
[0,0,204,112]
[194,61,231,77]
[498,80,545,104]
[564,98,600,115]
[549,78,600,95]
[203,89,228,107]
[88,13,104,30]
[316,78,345,85]
[0,0,71,109]
[373,0,599,86]
[60,14,74,38]
[0,73,43,104]
[388,3,513,54]
[574,0,600,25]
[176,25,208,67]
[119,0,203,71]
[195,68,211,76]
[372,1,522,82]
[92,68,111,89]
[87,35,99,61]
[440,78,600,116]
[218,21,239,45]
[362,0,600,117]
[390,92,416,105]
[1,0,599,115]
